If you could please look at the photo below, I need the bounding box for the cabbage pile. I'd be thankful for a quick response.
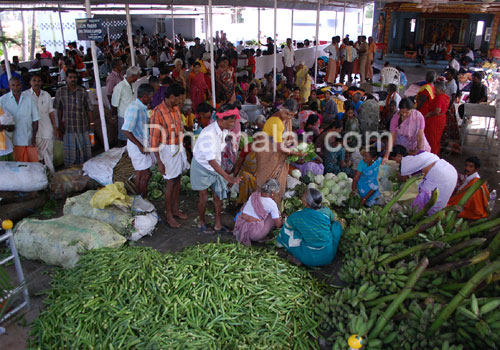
[287,142,317,163]
[307,172,353,207]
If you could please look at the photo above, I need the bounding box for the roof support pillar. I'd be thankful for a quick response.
[209,0,216,108]
[204,5,209,51]
[125,4,135,67]
[290,9,294,43]
[0,15,12,80]
[171,5,175,47]
[273,0,277,102]
[258,8,261,48]
[342,0,346,38]
[314,0,320,85]
[85,0,109,151]
[361,4,365,36]
[58,3,66,52]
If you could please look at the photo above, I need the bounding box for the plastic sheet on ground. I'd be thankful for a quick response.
[83,147,126,186]
[0,161,48,192]
[13,215,126,269]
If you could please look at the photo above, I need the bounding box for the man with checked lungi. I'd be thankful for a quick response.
[54,69,92,166]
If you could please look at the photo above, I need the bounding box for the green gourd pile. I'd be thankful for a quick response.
[30,243,323,349]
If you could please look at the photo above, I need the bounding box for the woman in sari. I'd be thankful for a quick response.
[424,81,449,156]
[384,98,431,162]
[216,56,236,103]
[295,62,312,104]
[188,61,210,112]
[172,58,187,89]
[257,99,304,205]
[366,37,377,82]
[234,179,283,246]
[233,141,257,204]
[416,71,436,117]
[277,188,343,267]
[352,147,382,207]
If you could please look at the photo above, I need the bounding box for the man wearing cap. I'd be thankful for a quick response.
[191,103,241,234]
[40,46,53,59]
[189,38,205,62]
[150,84,190,228]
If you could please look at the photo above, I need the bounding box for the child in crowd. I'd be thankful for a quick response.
[181,99,196,131]
[352,147,382,207]
[323,136,353,176]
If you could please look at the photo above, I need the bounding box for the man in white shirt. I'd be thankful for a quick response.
[191,104,241,234]
[282,38,295,85]
[25,74,58,172]
[112,66,140,142]
[324,36,339,84]
[448,55,460,73]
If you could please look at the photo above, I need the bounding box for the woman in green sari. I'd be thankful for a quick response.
[277,188,343,267]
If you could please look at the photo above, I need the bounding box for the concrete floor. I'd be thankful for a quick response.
[1,65,499,349]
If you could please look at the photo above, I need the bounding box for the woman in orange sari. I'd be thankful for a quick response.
[416,71,436,117]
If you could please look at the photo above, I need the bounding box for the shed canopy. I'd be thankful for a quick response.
[0,0,372,11]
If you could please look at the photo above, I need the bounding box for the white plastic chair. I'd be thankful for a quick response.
[380,67,401,93]
[133,76,150,98]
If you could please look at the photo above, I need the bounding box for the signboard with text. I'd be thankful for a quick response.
[75,18,103,41]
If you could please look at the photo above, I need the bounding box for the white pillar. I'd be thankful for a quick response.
[58,3,66,52]
[209,0,216,108]
[290,9,294,43]
[0,16,12,80]
[335,11,338,34]
[204,6,209,51]
[314,0,320,86]
[342,0,346,38]
[125,4,135,67]
[106,20,111,44]
[171,6,175,46]
[361,5,365,36]
[273,0,277,102]
[258,8,261,48]
[85,0,109,151]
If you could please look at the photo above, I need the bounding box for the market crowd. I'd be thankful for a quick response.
[0,27,493,267]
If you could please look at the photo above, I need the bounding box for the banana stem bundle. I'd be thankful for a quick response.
[365,291,447,308]
[379,241,445,266]
[369,257,429,339]
[440,216,500,243]
[424,250,490,275]
[380,176,420,218]
[410,188,439,223]
[427,260,500,335]
[429,238,487,266]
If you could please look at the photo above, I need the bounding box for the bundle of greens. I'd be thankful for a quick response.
[287,142,317,163]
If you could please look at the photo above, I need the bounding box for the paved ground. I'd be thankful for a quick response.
[1,65,499,349]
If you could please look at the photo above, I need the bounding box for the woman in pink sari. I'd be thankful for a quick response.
[384,97,431,162]
[189,61,210,112]
[234,179,283,246]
